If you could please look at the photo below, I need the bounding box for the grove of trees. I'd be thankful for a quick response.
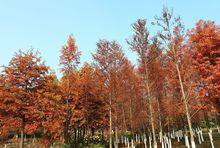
[0,7,220,148]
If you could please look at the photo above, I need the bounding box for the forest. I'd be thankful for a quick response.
[0,7,220,148]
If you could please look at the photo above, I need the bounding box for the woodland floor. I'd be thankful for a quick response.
[127,132,220,148]
[1,132,220,148]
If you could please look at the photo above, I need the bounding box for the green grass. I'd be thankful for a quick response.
[86,143,106,148]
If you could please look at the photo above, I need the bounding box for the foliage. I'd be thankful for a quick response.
[0,7,220,147]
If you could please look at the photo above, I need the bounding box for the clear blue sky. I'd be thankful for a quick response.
[0,0,219,77]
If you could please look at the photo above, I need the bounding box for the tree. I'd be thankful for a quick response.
[59,34,81,145]
[117,59,147,135]
[0,49,49,148]
[189,20,220,124]
[127,19,158,148]
[79,63,108,135]
[93,40,126,148]
[37,73,63,145]
[154,7,197,148]
[147,37,166,142]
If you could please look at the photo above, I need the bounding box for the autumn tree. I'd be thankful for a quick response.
[93,40,126,148]
[115,57,149,136]
[154,7,198,147]
[59,34,81,145]
[36,73,63,144]
[189,20,220,118]
[79,63,108,136]
[147,37,166,142]
[127,19,158,148]
[0,49,49,148]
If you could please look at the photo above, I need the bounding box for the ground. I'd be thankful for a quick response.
[1,131,220,147]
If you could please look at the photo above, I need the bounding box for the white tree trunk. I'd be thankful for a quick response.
[208,129,215,148]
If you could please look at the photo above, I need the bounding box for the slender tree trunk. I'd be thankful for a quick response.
[78,126,81,141]
[115,104,119,148]
[115,115,118,148]
[142,59,157,148]
[122,106,127,132]
[149,101,157,148]
[83,127,85,139]
[74,128,77,142]
[143,124,146,134]
[176,64,196,148]
[109,92,112,148]
[115,127,118,148]
[64,108,70,145]
[129,95,133,136]
[146,81,157,148]
[164,86,170,133]
[157,97,163,143]
[203,110,210,130]
[101,130,104,141]
[20,115,25,148]
[64,71,71,146]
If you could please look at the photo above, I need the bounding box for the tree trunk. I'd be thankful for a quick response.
[149,101,157,148]
[109,92,112,148]
[176,64,196,148]
[74,128,77,142]
[146,81,157,148]
[64,71,71,146]
[20,114,25,148]
[78,127,81,141]
[203,110,210,130]
[115,128,118,148]
[101,130,104,141]
[142,59,157,148]
[129,95,133,136]
[64,109,70,145]
[122,106,127,132]
[83,127,85,139]
[157,98,163,143]
[115,104,119,148]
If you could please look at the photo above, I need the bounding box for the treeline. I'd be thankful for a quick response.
[0,7,220,148]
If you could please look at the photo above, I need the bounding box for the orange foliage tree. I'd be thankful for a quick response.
[93,40,126,148]
[189,20,220,115]
[79,63,108,135]
[127,19,158,147]
[59,34,81,145]
[0,50,49,148]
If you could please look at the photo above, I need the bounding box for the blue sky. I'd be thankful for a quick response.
[0,0,219,77]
